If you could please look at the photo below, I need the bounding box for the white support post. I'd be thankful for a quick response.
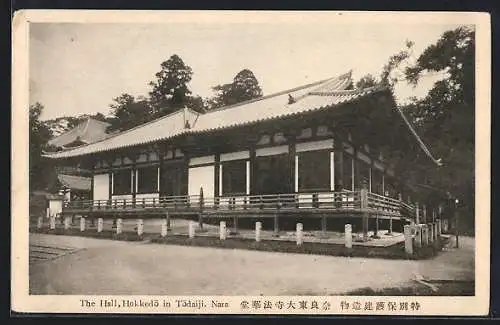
[255,222,262,242]
[188,221,195,238]
[137,219,144,236]
[437,219,442,234]
[37,216,43,229]
[49,215,56,230]
[296,223,303,246]
[46,207,50,219]
[79,217,85,232]
[422,224,429,246]
[161,218,168,237]
[404,225,413,255]
[414,224,422,248]
[116,218,122,235]
[97,218,103,233]
[345,224,352,249]
[434,222,438,241]
[220,221,226,240]
[64,216,71,230]
[428,223,434,243]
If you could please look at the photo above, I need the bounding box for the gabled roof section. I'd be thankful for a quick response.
[42,70,440,166]
[48,117,111,149]
[57,174,91,191]
[43,108,199,158]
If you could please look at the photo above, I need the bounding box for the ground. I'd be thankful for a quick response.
[29,233,475,296]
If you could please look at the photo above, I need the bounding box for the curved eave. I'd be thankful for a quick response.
[42,87,383,160]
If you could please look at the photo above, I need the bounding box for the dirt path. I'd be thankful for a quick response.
[29,233,475,296]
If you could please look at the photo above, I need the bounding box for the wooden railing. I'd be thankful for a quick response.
[64,190,415,219]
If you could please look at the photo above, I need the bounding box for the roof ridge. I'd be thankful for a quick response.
[44,109,187,156]
[202,76,338,115]
[308,85,381,96]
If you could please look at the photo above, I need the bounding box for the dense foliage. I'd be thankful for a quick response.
[207,69,263,109]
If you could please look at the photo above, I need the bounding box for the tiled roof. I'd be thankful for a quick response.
[57,174,91,191]
[44,108,199,158]
[43,72,361,159]
[43,70,439,166]
[48,118,111,148]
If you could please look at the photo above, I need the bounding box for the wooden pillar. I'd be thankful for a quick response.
[337,148,344,190]
[131,157,137,201]
[353,147,359,191]
[360,183,369,241]
[158,147,165,195]
[388,217,393,234]
[90,158,95,201]
[374,215,379,237]
[233,215,238,234]
[273,214,279,236]
[415,202,420,224]
[214,153,220,198]
[288,139,296,194]
[249,148,256,195]
[108,168,113,201]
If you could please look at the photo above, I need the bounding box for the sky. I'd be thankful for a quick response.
[29,17,462,121]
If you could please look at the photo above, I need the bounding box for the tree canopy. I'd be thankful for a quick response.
[106,94,154,133]
[29,102,54,192]
[207,69,263,109]
[403,26,475,211]
[148,54,199,116]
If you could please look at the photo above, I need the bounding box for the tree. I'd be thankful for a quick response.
[148,54,195,116]
[355,73,378,89]
[107,94,154,132]
[29,102,53,192]
[403,26,475,228]
[207,69,263,109]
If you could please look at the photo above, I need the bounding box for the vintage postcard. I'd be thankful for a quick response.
[12,10,490,316]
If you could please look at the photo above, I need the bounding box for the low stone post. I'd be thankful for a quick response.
[428,223,434,243]
[64,216,71,230]
[345,224,353,250]
[255,222,262,242]
[97,218,103,233]
[161,218,168,237]
[79,217,85,232]
[116,218,122,235]
[49,215,56,230]
[220,221,227,240]
[37,216,43,230]
[422,224,429,246]
[296,223,303,246]
[414,224,422,248]
[188,221,195,238]
[404,225,413,255]
[137,218,144,236]
[166,212,171,231]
